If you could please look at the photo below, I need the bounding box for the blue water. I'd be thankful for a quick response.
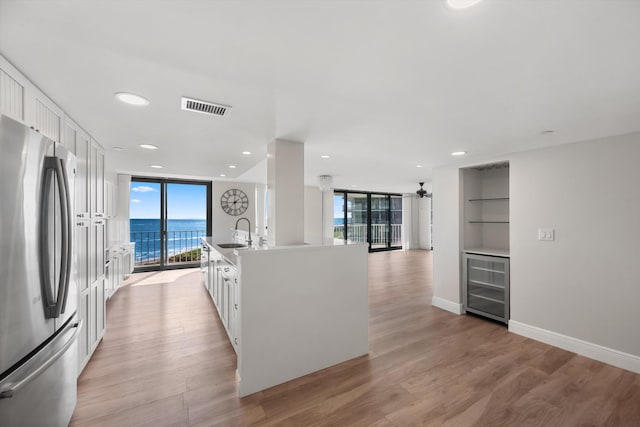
[130,219,206,262]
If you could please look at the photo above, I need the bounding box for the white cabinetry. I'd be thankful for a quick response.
[105,181,117,218]
[2,53,109,374]
[90,140,105,218]
[0,68,25,121]
[202,242,239,354]
[29,92,63,144]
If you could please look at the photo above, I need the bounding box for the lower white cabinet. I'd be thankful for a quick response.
[203,243,239,354]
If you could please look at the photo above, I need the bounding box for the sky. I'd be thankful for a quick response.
[130,181,207,219]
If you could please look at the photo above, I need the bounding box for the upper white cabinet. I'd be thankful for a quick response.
[30,92,63,144]
[0,68,25,122]
[64,118,91,218]
[105,181,117,219]
[90,140,105,218]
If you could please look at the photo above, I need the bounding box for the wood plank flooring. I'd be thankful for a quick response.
[70,250,640,426]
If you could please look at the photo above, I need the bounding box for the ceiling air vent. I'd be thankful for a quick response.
[181,97,231,117]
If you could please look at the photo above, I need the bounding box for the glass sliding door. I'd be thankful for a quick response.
[130,178,212,271]
[129,181,162,268]
[165,183,208,265]
[333,193,346,243]
[370,194,389,249]
[333,190,403,251]
[390,195,403,248]
[347,193,368,244]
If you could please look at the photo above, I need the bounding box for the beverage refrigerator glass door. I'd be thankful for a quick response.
[0,115,80,427]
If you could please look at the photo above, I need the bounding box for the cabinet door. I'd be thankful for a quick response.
[90,219,105,285]
[77,290,90,372]
[96,278,105,338]
[75,220,90,293]
[90,140,105,217]
[230,275,239,350]
[65,121,90,219]
[31,93,63,144]
[0,68,25,122]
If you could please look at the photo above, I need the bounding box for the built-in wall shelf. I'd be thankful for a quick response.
[468,197,509,202]
[462,162,510,324]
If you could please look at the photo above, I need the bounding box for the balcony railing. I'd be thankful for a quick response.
[334,223,402,247]
[130,230,206,266]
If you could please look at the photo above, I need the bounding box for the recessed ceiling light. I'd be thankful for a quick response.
[242,151,252,155]
[446,0,484,9]
[115,92,149,106]
[220,174,226,177]
[541,130,555,135]
[416,165,423,168]
[228,165,236,169]
[150,165,163,169]
[139,144,159,150]
[351,185,357,188]
[451,151,467,156]
[112,146,124,151]
[320,155,330,159]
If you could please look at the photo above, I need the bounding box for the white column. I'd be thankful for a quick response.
[318,175,334,245]
[267,139,304,246]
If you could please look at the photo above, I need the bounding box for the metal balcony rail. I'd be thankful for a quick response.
[130,230,206,266]
[333,223,402,246]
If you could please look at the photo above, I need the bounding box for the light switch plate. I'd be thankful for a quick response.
[538,228,555,241]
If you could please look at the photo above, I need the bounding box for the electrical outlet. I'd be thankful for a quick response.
[538,228,555,241]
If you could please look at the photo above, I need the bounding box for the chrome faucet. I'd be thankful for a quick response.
[234,217,252,247]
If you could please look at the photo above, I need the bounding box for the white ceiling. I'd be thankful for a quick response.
[1,0,640,193]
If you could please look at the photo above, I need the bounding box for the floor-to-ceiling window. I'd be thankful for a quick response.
[333,190,403,251]
[130,178,212,271]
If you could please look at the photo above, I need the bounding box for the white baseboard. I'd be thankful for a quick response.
[509,320,640,374]
[431,297,463,315]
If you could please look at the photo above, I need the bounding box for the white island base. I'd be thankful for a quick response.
[203,239,369,397]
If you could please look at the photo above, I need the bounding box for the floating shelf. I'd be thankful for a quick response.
[468,197,509,202]
[468,221,509,224]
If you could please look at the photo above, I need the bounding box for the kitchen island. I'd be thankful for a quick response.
[201,237,369,397]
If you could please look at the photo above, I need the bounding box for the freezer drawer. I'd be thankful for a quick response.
[0,316,81,427]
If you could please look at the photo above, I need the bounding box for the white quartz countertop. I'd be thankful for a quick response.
[202,236,367,266]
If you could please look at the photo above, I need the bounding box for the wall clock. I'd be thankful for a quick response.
[220,188,249,216]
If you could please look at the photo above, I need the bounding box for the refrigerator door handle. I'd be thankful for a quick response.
[59,156,72,314]
[39,156,71,318]
[0,320,82,399]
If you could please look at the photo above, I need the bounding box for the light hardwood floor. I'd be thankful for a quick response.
[70,250,640,426]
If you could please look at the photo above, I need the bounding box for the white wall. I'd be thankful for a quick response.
[510,133,640,358]
[433,132,640,364]
[212,181,258,241]
[432,167,463,310]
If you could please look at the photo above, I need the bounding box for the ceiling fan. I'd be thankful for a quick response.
[415,182,432,199]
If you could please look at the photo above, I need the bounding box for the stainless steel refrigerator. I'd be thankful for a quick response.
[0,115,81,427]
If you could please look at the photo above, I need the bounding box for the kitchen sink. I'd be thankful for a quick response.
[217,243,247,249]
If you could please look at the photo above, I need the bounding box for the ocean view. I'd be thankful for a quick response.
[130,218,206,263]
